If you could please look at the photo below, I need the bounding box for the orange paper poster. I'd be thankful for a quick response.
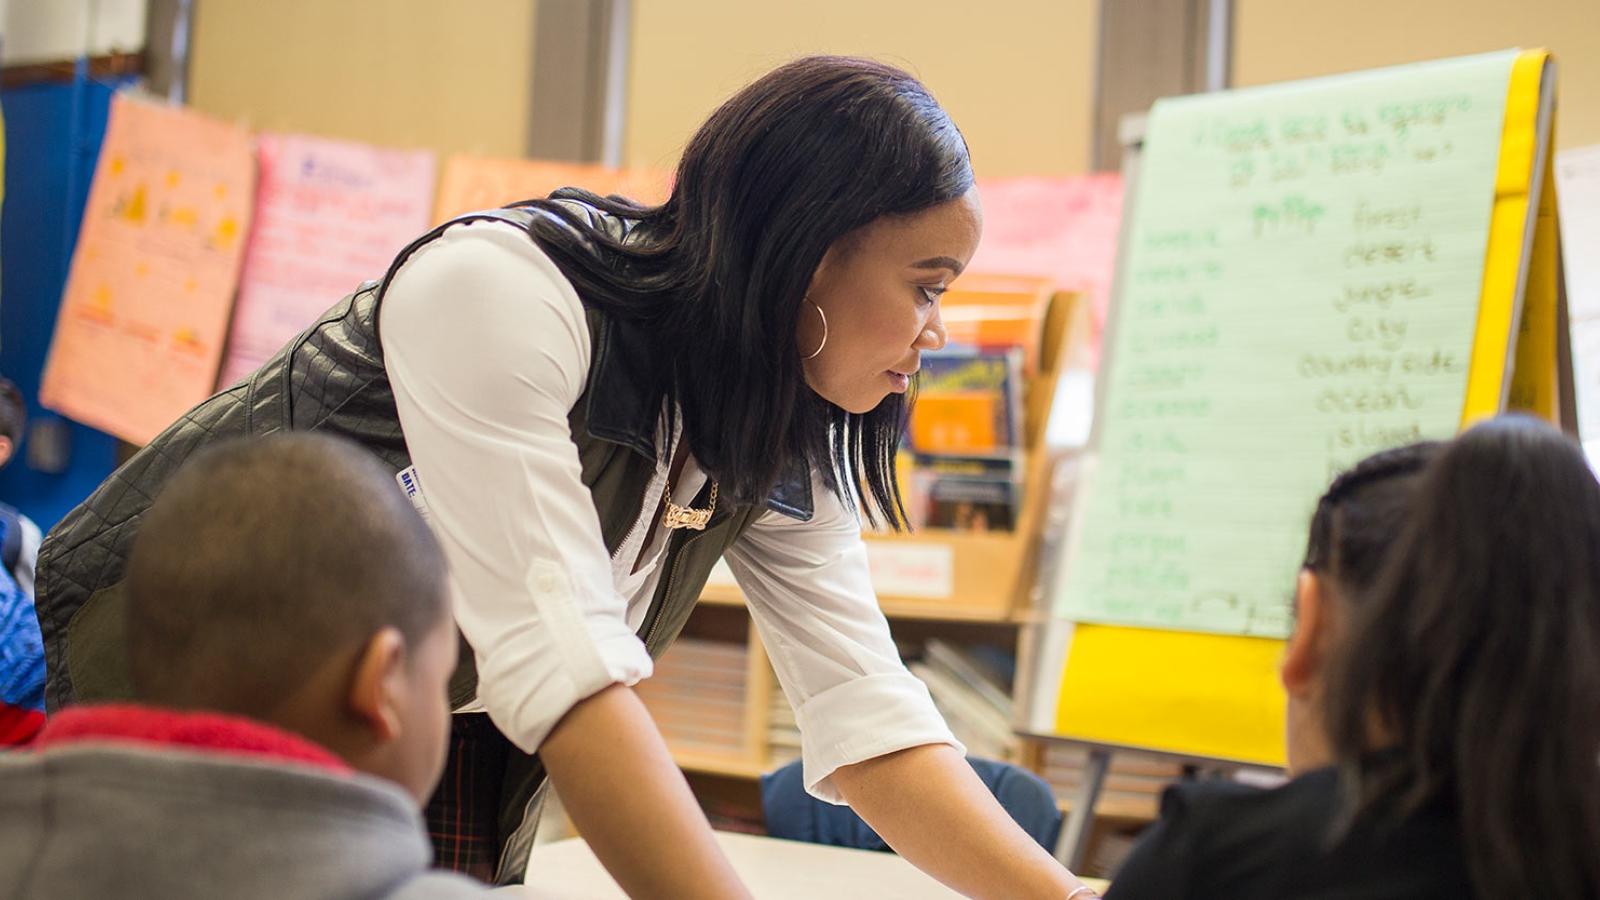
[967,174,1124,350]
[433,154,671,224]
[39,94,254,445]
[217,134,436,388]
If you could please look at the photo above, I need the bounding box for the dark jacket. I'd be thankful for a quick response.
[1105,764,1473,900]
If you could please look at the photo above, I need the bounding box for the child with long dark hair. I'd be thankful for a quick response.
[1108,417,1600,899]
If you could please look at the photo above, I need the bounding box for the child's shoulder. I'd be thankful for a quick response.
[1158,766,1339,846]
[1107,770,1343,900]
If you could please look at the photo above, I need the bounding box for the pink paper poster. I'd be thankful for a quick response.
[40,94,254,445]
[968,174,1125,348]
[217,134,436,388]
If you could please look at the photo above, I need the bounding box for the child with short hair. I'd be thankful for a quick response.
[0,434,491,898]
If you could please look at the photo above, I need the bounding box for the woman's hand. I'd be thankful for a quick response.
[831,743,1089,900]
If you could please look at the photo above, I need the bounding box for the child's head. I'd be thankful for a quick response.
[0,378,25,469]
[1286,416,1600,899]
[124,434,457,804]
[1282,440,1441,771]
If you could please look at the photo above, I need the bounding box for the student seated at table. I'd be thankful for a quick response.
[0,434,492,898]
[1108,417,1600,900]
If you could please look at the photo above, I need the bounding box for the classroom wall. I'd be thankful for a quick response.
[187,1,1099,175]
[622,0,1099,177]
[1233,0,1600,151]
[186,0,536,159]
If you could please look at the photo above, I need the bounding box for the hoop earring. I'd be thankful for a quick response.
[802,300,828,360]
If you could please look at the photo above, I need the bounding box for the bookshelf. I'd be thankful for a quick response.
[644,606,1182,830]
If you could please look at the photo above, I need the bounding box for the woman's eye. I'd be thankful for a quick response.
[918,286,946,306]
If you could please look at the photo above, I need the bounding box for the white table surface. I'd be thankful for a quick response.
[501,831,1109,899]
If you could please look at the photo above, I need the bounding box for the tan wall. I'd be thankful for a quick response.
[623,0,1099,177]
[187,0,536,159]
[1233,0,1600,151]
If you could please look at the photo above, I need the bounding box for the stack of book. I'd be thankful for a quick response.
[635,637,748,758]
[907,639,1020,762]
[1036,743,1184,821]
[903,347,1026,532]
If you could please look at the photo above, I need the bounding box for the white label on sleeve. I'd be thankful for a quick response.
[396,465,431,521]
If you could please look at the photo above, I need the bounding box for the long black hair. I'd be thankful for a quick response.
[1316,417,1600,899]
[510,56,973,527]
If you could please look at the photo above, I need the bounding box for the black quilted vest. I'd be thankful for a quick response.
[35,204,814,883]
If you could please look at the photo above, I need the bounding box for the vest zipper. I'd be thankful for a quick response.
[609,507,648,564]
[640,529,710,653]
[611,460,679,565]
[613,476,670,649]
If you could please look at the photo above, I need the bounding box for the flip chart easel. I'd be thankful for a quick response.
[1013,49,1569,870]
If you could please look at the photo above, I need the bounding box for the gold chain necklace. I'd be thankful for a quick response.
[661,480,718,530]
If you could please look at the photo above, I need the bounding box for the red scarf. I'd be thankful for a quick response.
[30,704,351,775]
[0,704,45,746]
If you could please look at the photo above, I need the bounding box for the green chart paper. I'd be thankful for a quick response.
[1056,51,1520,638]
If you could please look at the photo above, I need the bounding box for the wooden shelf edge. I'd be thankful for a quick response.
[1055,797,1160,825]
[672,748,773,780]
[698,583,1022,624]
[861,527,1019,549]
[696,586,747,608]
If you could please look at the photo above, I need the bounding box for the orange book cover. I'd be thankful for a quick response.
[911,393,1001,453]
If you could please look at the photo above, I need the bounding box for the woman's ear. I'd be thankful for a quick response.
[347,627,407,742]
[806,243,842,310]
[1282,569,1331,698]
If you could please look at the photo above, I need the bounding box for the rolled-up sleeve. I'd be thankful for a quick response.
[379,219,652,753]
[724,477,962,804]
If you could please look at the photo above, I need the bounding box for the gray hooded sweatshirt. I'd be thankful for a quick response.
[0,743,494,899]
